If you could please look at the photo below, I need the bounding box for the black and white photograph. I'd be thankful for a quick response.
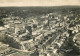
[0,0,80,56]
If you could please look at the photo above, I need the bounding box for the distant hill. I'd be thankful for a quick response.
[0,6,80,18]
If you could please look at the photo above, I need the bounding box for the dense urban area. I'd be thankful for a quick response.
[0,6,80,56]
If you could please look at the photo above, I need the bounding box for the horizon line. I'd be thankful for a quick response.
[0,5,80,7]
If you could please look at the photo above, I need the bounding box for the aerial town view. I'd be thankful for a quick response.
[0,6,80,56]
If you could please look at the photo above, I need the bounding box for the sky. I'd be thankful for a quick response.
[0,0,80,6]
